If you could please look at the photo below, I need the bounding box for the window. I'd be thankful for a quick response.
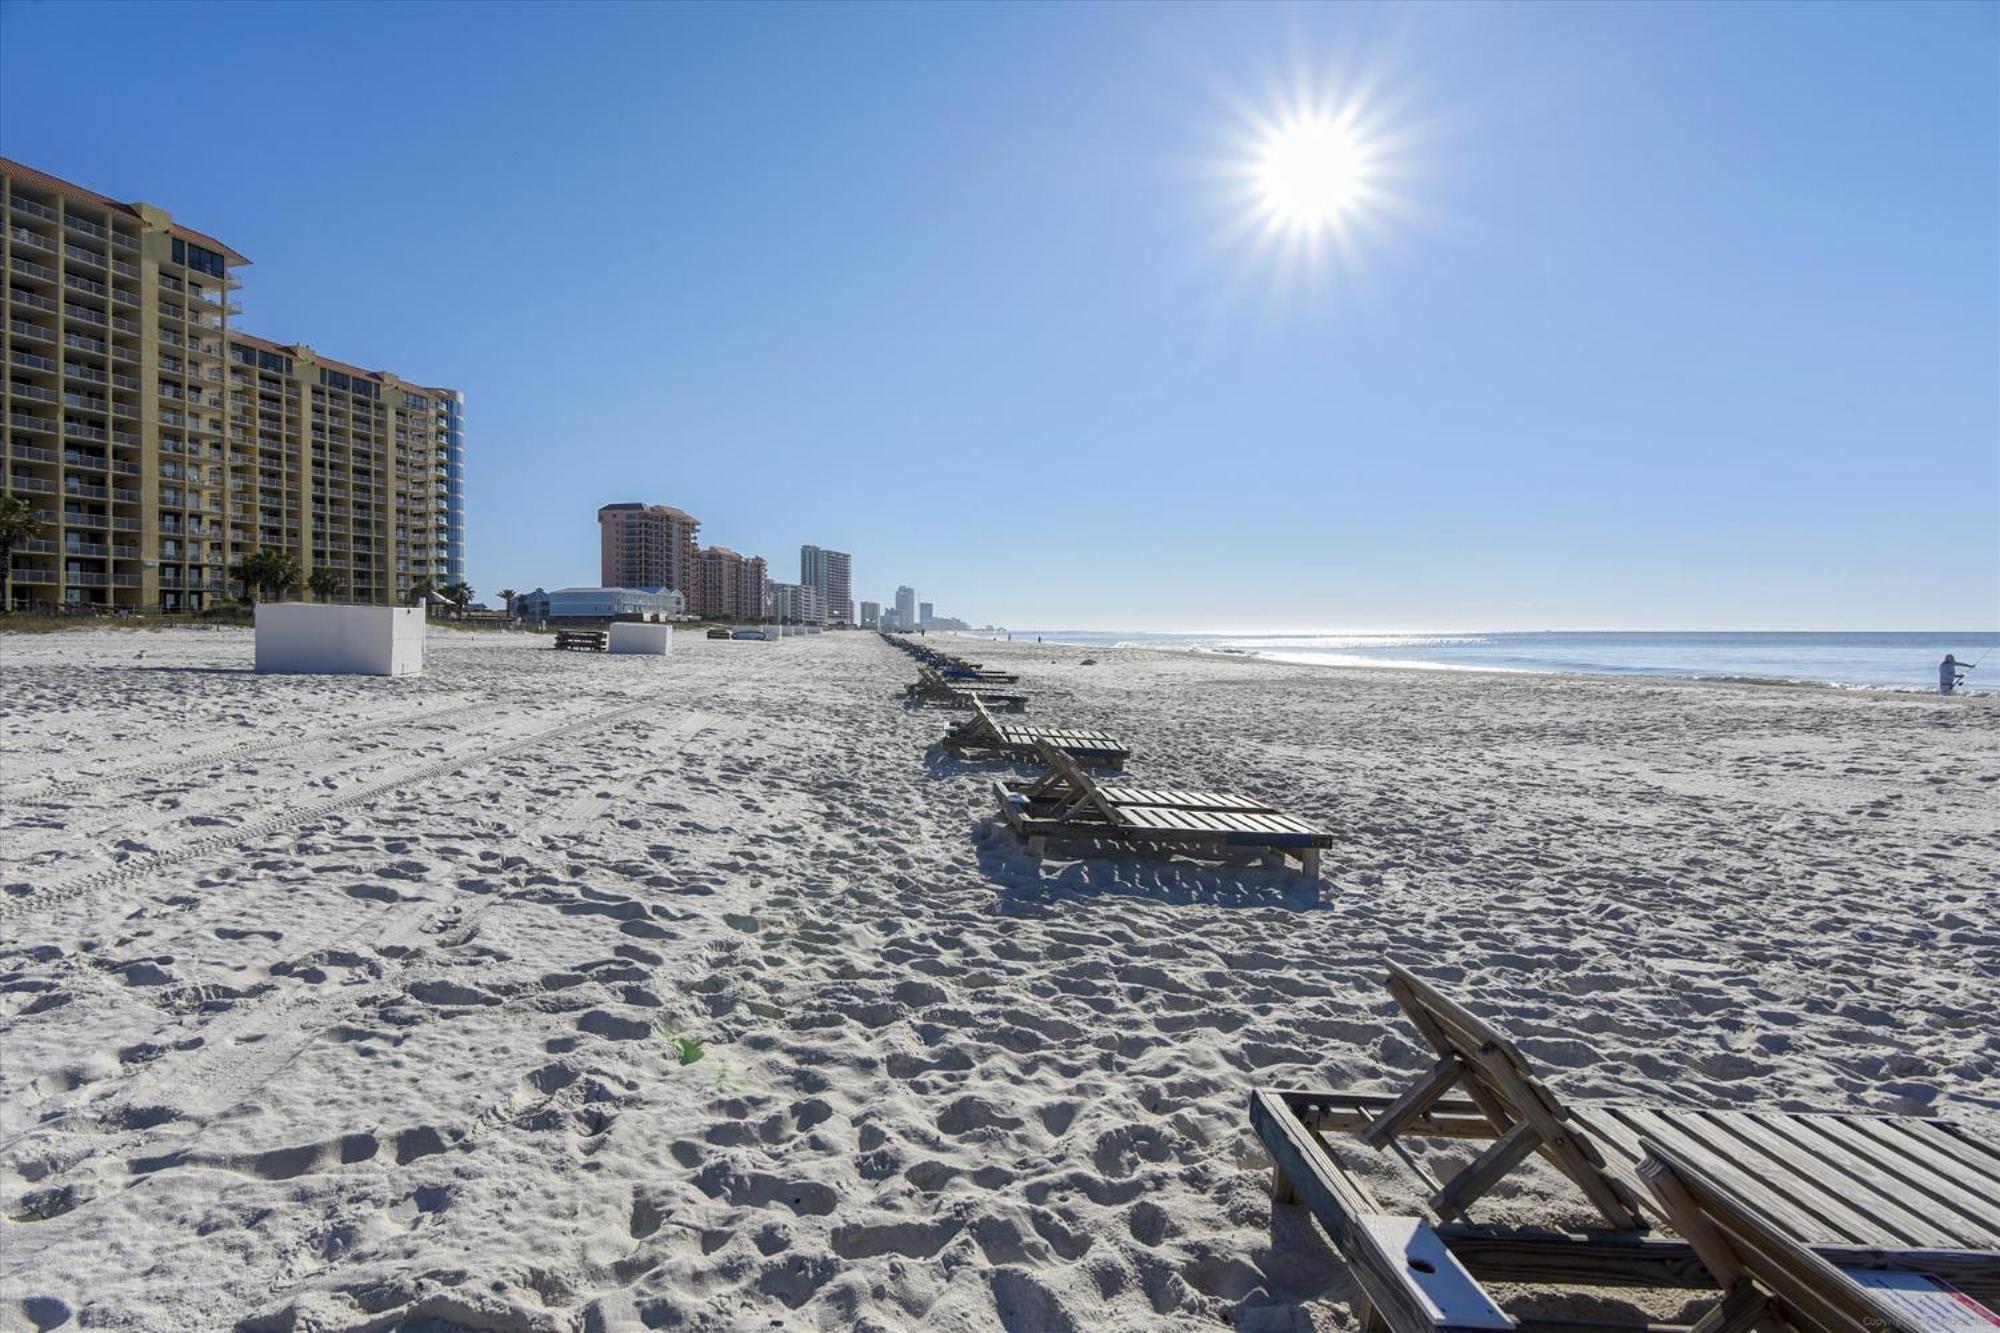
[171,237,227,278]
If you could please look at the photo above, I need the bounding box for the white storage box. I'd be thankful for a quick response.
[255,603,425,676]
[609,622,673,655]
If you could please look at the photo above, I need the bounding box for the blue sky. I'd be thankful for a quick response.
[4,1,1994,630]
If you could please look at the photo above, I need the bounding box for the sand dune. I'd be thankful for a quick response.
[2,627,1994,1331]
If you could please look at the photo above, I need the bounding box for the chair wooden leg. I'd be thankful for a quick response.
[1272,1163,1300,1206]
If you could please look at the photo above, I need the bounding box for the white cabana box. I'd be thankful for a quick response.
[255,603,426,676]
[608,622,673,655]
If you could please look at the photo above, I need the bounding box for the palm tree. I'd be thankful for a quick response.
[232,549,303,604]
[407,574,437,608]
[497,587,518,618]
[441,580,474,618]
[307,567,345,603]
[0,495,45,614]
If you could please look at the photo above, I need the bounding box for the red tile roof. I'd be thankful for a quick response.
[1,157,252,265]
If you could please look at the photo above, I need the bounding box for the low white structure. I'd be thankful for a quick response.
[255,603,425,676]
[608,622,673,655]
[519,586,684,622]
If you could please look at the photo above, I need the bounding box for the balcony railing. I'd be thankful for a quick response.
[8,474,56,493]
[8,289,57,313]
[9,254,57,283]
[6,226,55,253]
[7,383,56,404]
[7,319,53,342]
[6,195,59,223]
[61,212,108,241]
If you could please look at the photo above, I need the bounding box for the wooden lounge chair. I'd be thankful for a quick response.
[904,666,1028,713]
[1632,1139,1984,1333]
[1250,961,2000,1317]
[940,697,1130,769]
[554,629,608,652]
[992,738,1330,875]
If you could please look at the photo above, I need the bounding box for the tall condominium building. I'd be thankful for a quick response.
[858,600,880,630]
[1,158,464,611]
[766,581,821,625]
[598,502,700,611]
[918,601,934,629]
[799,543,853,626]
[894,585,917,632]
[697,545,768,622]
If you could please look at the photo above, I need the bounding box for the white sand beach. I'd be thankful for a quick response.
[2,627,1995,1332]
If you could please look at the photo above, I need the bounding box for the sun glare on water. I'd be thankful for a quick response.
[1255,114,1371,229]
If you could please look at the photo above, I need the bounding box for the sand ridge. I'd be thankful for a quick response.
[1,628,1995,1331]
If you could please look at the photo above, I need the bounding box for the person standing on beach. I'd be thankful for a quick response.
[1939,654,1970,694]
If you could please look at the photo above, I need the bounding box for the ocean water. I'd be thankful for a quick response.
[965,630,2000,692]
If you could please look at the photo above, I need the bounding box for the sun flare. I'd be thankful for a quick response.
[1255,114,1370,229]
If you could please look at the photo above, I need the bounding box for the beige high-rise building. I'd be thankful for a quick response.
[1,158,464,612]
[697,545,768,622]
[800,543,853,625]
[598,502,700,610]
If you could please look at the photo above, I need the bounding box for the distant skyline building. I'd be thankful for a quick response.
[598,502,700,613]
[895,585,916,632]
[800,544,853,625]
[859,600,880,630]
[767,580,821,624]
[918,601,934,629]
[698,545,767,622]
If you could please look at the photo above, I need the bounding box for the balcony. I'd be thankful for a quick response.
[6,195,58,223]
[63,244,106,270]
[63,480,108,500]
[63,271,107,298]
[62,420,108,442]
[7,225,56,254]
[11,349,55,373]
[61,510,108,529]
[7,383,55,404]
[62,451,107,471]
[8,254,57,284]
[7,412,56,434]
[7,319,53,343]
[8,288,57,313]
[61,212,108,241]
[8,474,56,493]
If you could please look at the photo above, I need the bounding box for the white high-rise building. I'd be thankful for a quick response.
[895,585,917,632]
[800,545,853,625]
[859,600,881,629]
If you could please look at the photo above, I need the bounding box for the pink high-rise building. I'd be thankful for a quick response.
[698,545,769,622]
[598,503,701,612]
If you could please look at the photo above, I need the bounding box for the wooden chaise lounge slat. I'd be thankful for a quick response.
[906,667,1029,712]
[1635,1139,1963,1333]
[940,698,1129,768]
[1249,961,2000,1315]
[992,738,1330,876]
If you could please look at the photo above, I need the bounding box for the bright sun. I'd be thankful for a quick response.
[1255,114,1370,229]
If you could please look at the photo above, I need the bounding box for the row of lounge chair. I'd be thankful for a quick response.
[880,634,1334,876]
[880,637,1998,1329]
[1254,961,2000,1331]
